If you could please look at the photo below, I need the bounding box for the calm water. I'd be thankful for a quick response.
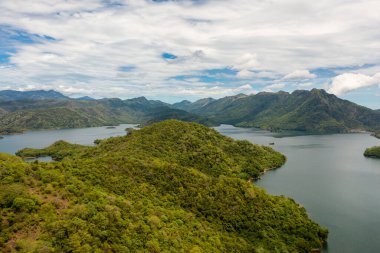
[0,124,137,155]
[215,125,380,253]
[1,124,379,252]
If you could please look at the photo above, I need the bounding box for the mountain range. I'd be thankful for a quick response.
[0,89,379,134]
[173,89,380,133]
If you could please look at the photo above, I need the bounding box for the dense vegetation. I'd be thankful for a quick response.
[364,146,380,158]
[374,131,380,139]
[0,90,69,101]
[1,89,379,135]
[0,94,210,134]
[1,120,327,252]
[173,89,380,134]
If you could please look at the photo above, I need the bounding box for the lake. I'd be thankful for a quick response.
[0,124,379,252]
[0,124,137,155]
[215,125,380,253]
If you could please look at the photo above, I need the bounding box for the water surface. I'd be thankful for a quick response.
[215,125,380,253]
[0,124,136,155]
[1,124,379,252]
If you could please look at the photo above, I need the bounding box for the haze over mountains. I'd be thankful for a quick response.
[0,89,379,135]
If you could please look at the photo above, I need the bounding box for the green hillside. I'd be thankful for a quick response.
[178,89,380,133]
[1,120,327,252]
[0,97,209,134]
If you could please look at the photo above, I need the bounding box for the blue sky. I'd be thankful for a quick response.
[0,0,380,108]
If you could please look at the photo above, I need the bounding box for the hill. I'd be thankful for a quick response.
[0,90,69,101]
[364,146,380,158]
[0,97,210,134]
[4,120,327,252]
[141,107,216,127]
[177,89,380,133]
[1,89,378,135]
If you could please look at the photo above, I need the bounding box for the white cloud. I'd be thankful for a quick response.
[233,53,260,71]
[0,0,379,101]
[236,70,254,78]
[264,83,286,92]
[328,72,380,95]
[283,70,316,81]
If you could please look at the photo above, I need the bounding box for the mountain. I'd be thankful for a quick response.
[0,96,210,134]
[1,88,378,134]
[141,107,216,126]
[7,120,327,252]
[171,100,192,110]
[0,89,69,101]
[178,89,380,133]
[76,96,95,101]
[172,97,216,111]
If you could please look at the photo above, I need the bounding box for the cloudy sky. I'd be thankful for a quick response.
[0,0,380,107]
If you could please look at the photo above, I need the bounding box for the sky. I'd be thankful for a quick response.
[0,0,380,108]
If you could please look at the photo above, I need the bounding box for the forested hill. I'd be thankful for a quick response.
[173,89,380,133]
[0,88,378,134]
[0,90,69,101]
[3,120,327,252]
[0,95,210,134]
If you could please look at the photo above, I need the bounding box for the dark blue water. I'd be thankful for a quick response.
[215,125,380,253]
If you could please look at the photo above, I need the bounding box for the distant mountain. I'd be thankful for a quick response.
[172,97,215,111]
[76,96,95,101]
[0,89,69,101]
[171,100,192,110]
[141,107,216,127]
[177,89,380,133]
[0,88,378,134]
[0,95,209,134]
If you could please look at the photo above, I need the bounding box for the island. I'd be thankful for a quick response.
[1,120,327,252]
[364,146,380,158]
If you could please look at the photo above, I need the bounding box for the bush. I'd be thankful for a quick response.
[12,197,36,212]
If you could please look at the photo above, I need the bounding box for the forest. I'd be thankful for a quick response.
[0,120,327,252]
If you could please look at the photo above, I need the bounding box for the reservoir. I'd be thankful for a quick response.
[0,124,379,252]
[216,125,380,253]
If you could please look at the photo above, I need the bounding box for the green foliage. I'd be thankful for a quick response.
[179,89,380,134]
[0,97,213,134]
[364,146,380,158]
[0,120,327,252]
[12,197,36,212]
[16,140,92,161]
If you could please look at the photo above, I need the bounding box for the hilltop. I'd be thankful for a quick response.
[2,120,327,252]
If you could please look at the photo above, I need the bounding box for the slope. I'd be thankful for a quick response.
[2,120,327,252]
[182,89,380,133]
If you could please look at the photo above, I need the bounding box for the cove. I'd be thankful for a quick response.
[215,124,380,253]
